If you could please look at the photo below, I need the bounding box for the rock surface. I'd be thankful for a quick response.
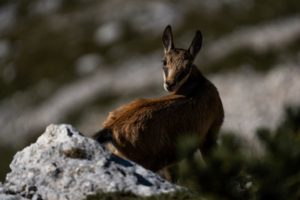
[3,124,181,200]
[0,183,26,200]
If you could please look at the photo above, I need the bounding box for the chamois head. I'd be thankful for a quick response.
[162,25,202,92]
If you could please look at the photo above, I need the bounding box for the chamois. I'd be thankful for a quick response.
[93,25,224,174]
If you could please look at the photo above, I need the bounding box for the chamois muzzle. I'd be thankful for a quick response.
[165,81,176,92]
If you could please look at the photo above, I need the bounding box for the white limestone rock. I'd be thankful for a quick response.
[4,124,181,200]
[0,183,26,200]
[0,194,26,200]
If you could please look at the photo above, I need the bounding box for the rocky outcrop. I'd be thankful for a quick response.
[2,124,181,200]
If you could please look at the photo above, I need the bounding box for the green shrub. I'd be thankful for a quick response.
[178,105,300,200]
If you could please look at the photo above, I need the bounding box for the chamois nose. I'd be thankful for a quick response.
[165,81,176,91]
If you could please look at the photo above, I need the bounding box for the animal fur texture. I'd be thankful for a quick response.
[93,25,224,173]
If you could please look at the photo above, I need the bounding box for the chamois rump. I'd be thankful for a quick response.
[93,25,224,174]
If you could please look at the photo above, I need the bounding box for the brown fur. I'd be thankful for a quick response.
[93,25,224,173]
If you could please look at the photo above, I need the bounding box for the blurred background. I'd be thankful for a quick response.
[0,0,299,181]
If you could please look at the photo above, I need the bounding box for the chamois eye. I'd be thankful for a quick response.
[162,59,167,66]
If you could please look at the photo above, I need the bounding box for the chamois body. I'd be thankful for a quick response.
[93,25,224,173]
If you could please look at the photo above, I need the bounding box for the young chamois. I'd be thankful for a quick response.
[93,25,224,174]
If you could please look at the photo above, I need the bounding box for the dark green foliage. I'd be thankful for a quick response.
[177,105,300,200]
[249,106,300,200]
[177,134,252,200]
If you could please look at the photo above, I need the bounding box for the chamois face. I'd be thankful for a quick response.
[162,49,193,92]
[162,25,202,92]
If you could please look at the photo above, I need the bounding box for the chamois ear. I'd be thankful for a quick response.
[162,25,174,53]
[188,30,202,59]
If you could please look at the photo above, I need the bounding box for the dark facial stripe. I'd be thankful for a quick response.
[176,67,191,83]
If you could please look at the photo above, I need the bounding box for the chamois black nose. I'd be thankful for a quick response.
[165,81,176,91]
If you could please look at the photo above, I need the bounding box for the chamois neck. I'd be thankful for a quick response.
[174,65,205,96]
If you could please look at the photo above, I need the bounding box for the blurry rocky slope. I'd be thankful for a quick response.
[0,0,300,180]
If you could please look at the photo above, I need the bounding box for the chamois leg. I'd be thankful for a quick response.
[200,129,218,160]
